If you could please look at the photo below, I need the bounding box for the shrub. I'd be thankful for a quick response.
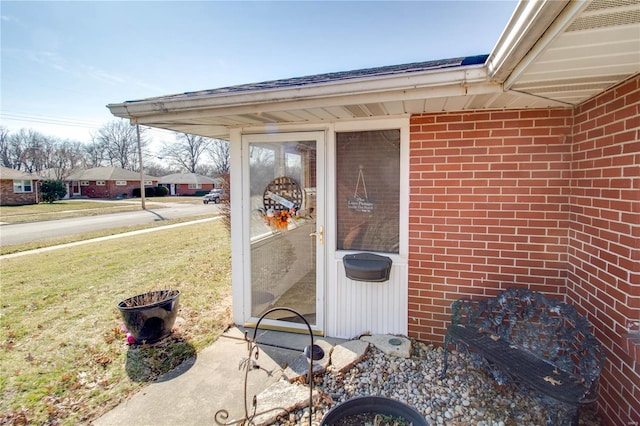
[41,180,67,203]
[155,186,169,197]
[132,187,157,197]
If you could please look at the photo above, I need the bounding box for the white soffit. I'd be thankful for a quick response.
[109,62,522,139]
[504,0,640,105]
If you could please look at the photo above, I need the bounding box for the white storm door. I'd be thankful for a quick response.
[243,131,325,332]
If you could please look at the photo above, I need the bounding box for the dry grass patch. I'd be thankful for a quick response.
[0,220,232,425]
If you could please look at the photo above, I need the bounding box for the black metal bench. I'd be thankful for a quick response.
[440,287,604,426]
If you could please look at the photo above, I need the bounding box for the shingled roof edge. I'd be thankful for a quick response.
[122,55,489,105]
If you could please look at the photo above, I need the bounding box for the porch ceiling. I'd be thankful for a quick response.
[126,87,565,140]
[107,0,640,140]
[490,0,640,106]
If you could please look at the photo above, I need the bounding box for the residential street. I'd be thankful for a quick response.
[0,202,221,246]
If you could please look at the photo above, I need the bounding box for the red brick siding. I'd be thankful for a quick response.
[408,108,573,342]
[174,183,214,196]
[408,75,640,425]
[568,75,640,425]
[0,179,38,205]
[79,181,158,198]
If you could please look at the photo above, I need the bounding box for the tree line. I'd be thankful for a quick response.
[0,120,230,180]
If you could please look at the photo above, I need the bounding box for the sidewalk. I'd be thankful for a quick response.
[94,326,343,426]
[0,217,218,260]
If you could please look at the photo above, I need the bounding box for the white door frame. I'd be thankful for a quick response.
[325,118,410,338]
[229,117,408,338]
[237,130,326,333]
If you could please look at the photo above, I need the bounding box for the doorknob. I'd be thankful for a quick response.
[310,226,324,245]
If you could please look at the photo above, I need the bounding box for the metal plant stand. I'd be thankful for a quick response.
[215,307,315,426]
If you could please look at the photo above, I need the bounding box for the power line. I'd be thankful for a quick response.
[0,112,105,129]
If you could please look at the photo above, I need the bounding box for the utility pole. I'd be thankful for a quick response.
[137,124,146,210]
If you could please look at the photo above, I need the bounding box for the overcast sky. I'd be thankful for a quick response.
[1,1,517,152]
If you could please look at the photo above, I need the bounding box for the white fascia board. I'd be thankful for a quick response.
[487,0,570,82]
[132,80,502,126]
[503,0,593,90]
[109,66,490,120]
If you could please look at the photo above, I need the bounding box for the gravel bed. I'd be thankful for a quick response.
[274,340,603,426]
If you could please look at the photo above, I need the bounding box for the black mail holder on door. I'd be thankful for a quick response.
[343,253,392,282]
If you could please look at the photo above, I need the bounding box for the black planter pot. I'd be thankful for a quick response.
[117,290,180,343]
[321,396,428,426]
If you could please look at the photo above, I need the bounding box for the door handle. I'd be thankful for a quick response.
[310,226,324,245]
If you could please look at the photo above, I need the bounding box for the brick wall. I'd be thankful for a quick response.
[408,75,639,424]
[79,181,155,198]
[408,108,573,342]
[0,180,38,205]
[174,183,214,196]
[567,75,640,424]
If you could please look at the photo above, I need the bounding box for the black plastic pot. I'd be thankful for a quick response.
[321,395,428,425]
[117,290,180,343]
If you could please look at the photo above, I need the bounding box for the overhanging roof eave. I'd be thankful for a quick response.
[107,64,491,122]
[487,0,591,84]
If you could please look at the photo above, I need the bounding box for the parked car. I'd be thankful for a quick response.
[203,189,228,204]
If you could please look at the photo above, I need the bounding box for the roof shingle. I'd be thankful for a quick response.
[127,55,489,103]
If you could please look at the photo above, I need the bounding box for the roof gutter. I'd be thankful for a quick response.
[486,0,578,83]
[503,0,592,90]
[108,64,490,121]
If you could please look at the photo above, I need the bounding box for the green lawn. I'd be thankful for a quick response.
[0,220,232,424]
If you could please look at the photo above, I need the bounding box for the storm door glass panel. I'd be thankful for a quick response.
[336,129,400,253]
[249,140,317,326]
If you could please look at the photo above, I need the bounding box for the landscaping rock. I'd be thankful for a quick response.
[361,334,411,358]
[282,339,333,382]
[311,339,334,369]
[251,380,317,426]
[330,339,369,373]
[273,341,605,426]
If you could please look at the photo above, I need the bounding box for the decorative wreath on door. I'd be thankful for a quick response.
[262,176,303,212]
[259,176,304,231]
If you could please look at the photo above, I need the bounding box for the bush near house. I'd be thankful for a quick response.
[131,187,163,197]
[41,180,67,203]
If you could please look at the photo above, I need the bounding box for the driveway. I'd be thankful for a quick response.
[0,202,221,246]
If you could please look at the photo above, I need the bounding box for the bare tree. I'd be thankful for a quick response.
[0,126,90,179]
[161,133,211,173]
[207,139,230,176]
[48,140,87,180]
[0,126,12,168]
[6,129,52,172]
[95,120,146,171]
[84,139,107,167]
[144,160,181,177]
[194,163,218,177]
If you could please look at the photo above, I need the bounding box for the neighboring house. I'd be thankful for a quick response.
[66,166,158,199]
[108,1,639,424]
[158,173,222,196]
[0,166,40,206]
